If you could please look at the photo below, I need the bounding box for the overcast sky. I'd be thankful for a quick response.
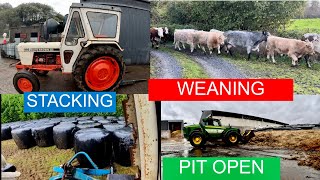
[0,0,80,15]
[161,95,320,125]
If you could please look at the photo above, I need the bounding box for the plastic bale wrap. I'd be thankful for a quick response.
[11,127,36,149]
[92,116,106,121]
[103,122,125,133]
[74,128,113,168]
[77,120,94,125]
[76,122,102,130]
[32,124,54,147]
[1,126,12,141]
[76,116,92,121]
[53,124,76,149]
[98,119,111,125]
[113,127,134,166]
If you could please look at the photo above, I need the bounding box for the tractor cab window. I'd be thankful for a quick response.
[87,12,118,38]
[65,11,85,46]
[204,119,220,126]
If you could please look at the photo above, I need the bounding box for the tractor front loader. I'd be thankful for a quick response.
[183,111,255,147]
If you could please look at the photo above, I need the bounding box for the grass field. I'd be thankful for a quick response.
[224,54,320,94]
[1,140,137,179]
[287,18,320,32]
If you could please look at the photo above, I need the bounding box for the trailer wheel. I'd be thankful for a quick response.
[190,131,206,147]
[13,70,40,93]
[33,70,49,76]
[73,46,125,91]
[223,131,240,146]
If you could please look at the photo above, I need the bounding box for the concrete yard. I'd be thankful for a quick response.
[0,55,149,94]
[161,130,320,180]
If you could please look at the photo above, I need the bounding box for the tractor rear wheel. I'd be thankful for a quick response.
[190,131,206,147]
[73,46,125,91]
[13,70,40,94]
[223,131,240,146]
[33,70,49,76]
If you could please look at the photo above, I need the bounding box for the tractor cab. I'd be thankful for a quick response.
[14,3,125,93]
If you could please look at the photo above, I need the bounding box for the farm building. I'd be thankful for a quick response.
[81,0,151,65]
[161,120,184,139]
[201,110,288,131]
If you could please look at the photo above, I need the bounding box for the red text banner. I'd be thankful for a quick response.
[148,79,293,101]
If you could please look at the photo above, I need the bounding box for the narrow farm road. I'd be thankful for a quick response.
[190,53,247,78]
[150,50,182,78]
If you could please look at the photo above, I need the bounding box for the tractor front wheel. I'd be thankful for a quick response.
[190,132,206,147]
[223,131,240,146]
[73,46,125,91]
[13,70,40,94]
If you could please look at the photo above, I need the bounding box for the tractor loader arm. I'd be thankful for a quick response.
[241,130,255,144]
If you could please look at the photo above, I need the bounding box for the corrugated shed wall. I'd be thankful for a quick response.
[81,0,150,65]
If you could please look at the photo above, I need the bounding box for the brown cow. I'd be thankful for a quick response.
[150,27,164,49]
[266,36,315,67]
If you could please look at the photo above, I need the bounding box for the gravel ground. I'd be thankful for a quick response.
[150,50,182,78]
[190,53,247,78]
[161,139,320,180]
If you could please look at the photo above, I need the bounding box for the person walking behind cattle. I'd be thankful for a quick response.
[266,36,315,67]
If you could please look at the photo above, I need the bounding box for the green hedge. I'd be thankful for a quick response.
[151,23,197,42]
[1,94,127,124]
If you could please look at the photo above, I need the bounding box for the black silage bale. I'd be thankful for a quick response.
[74,128,113,168]
[103,122,125,133]
[118,116,125,121]
[76,116,92,121]
[76,122,102,130]
[106,116,115,120]
[53,124,76,149]
[77,120,94,125]
[32,124,54,147]
[1,126,12,140]
[98,119,111,125]
[92,116,106,121]
[113,127,134,166]
[11,127,36,149]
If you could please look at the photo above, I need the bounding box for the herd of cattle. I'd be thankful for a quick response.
[150,27,320,67]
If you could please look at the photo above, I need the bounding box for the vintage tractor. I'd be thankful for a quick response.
[183,111,255,147]
[13,3,125,93]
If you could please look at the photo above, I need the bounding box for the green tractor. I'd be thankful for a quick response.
[183,111,255,147]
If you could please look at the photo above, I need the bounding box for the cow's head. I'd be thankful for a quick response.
[157,28,164,38]
[305,41,315,55]
[261,31,270,41]
[163,27,169,34]
[219,34,226,46]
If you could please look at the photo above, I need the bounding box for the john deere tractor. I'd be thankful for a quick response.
[13,3,125,93]
[183,111,255,147]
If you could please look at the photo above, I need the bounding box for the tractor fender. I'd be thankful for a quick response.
[72,44,123,73]
[84,41,124,51]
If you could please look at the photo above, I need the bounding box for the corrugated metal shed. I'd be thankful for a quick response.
[81,0,150,65]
